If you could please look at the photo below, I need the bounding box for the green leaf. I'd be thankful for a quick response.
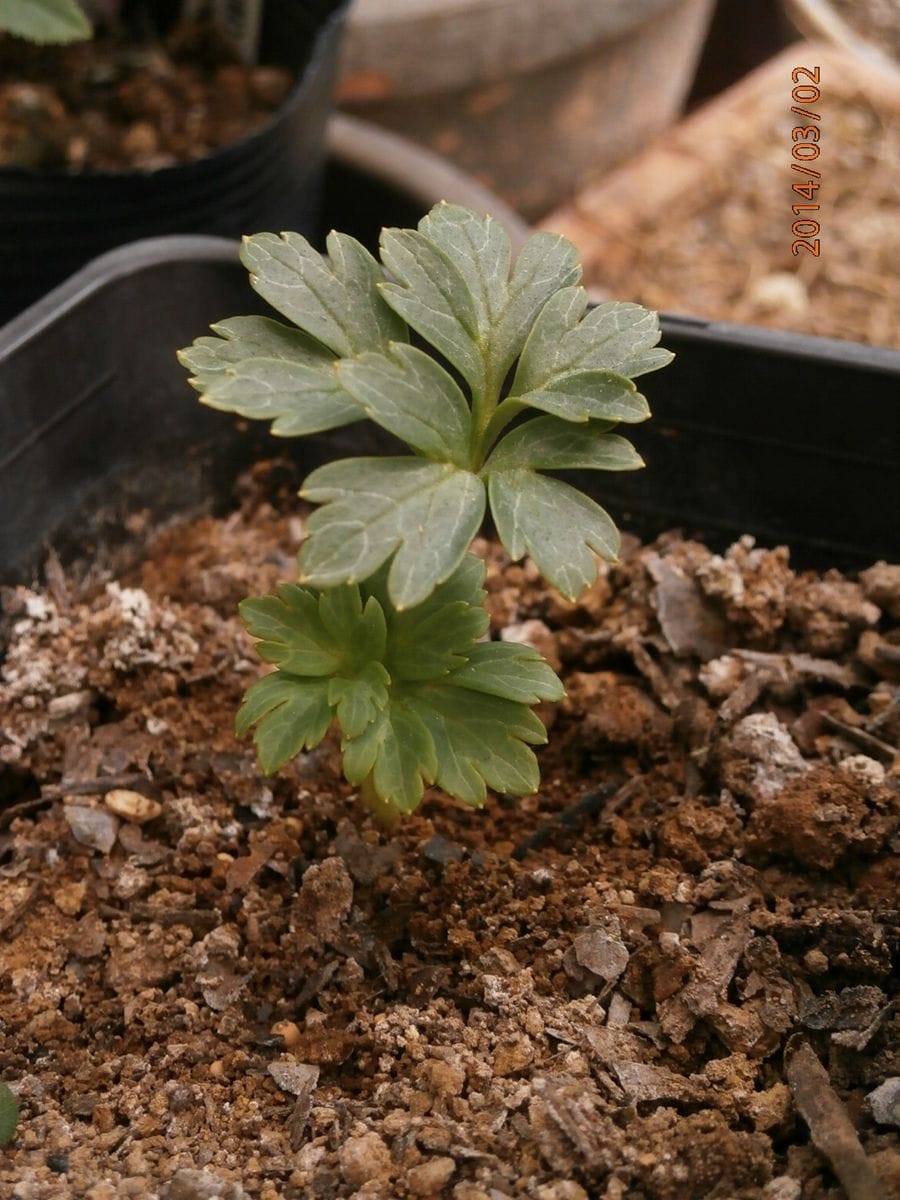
[411,685,547,807]
[512,288,672,398]
[0,1081,18,1147]
[338,344,472,466]
[240,230,406,357]
[177,315,362,437]
[318,589,387,666]
[380,555,490,681]
[489,469,620,599]
[487,416,643,472]
[0,0,91,43]
[379,227,484,392]
[380,207,581,397]
[419,203,511,330]
[236,674,332,773]
[239,587,342,676]
[449,641,565,704]
[328,662,390,738]
[342,702,437,813]
[178,315,332,390]
[204,358,360,437]
[512,370,650,425]
[300,458,486,609]
[490,231,582,378]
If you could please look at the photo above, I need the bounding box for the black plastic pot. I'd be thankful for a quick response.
[0,0,348,326]
[1,163,898,584]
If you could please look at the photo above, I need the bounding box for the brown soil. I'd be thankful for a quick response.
[0,16,292,172]
[1,469,899,1199]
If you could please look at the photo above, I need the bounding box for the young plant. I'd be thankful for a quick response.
[179,203,672,819]
[0,0,92,43]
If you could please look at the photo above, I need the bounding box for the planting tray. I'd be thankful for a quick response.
[1,217,899,586]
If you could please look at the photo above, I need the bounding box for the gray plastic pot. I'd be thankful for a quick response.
[0,0,348,325]
[337,0,716,217]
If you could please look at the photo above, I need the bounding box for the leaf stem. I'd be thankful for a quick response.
[359,772,402,827]
[475,396,526,464]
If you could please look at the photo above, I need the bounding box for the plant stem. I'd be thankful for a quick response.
[359,773,402,827]
[478,396,527,460]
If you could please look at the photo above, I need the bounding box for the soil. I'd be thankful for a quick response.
[1,466,899,1200]
[0,15,292,172]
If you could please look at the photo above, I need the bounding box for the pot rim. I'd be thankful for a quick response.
[0,0,350,184]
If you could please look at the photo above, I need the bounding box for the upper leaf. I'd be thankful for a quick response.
[509,369,650,425]
[300,458,486,610]
[512,288,673,398]
[178,315,361,437]
[379,227,484,391]
[241,231,406,357]
[488,469,620,599]
[380,204,580,397]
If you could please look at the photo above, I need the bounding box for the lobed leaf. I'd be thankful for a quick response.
[178,315,361,437]
[380,205,581,398]
[487,416,643,472]
[490,231,582,379]
[342,702,437,813]
[512,369,650,426]
[448,641,565,705]
[411,685,547,807]
[300,458,486,609]
[235,674,332,773]
[489,469,620,599]
[513,289,673,398]
[379,227,484,392]
[328,662,390,739]
[241,231,406,357]
[418,203,511,329]
[238,587,342,676]
[202,358,360,437]
[379,555,490,681]
[179,315,331,390]
[338,344,472,466]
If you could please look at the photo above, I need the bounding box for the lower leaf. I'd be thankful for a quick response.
[236,674,332,774]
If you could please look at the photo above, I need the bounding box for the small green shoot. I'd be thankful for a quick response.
[180,203,672,819]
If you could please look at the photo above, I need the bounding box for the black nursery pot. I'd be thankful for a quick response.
[0,186,899,584]
[0,0,348,325]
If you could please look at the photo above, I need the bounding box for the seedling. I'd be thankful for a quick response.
[0,0,92,43]
[179,204,672,819]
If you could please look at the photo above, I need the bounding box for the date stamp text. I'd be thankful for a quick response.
[791,66,822,257]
